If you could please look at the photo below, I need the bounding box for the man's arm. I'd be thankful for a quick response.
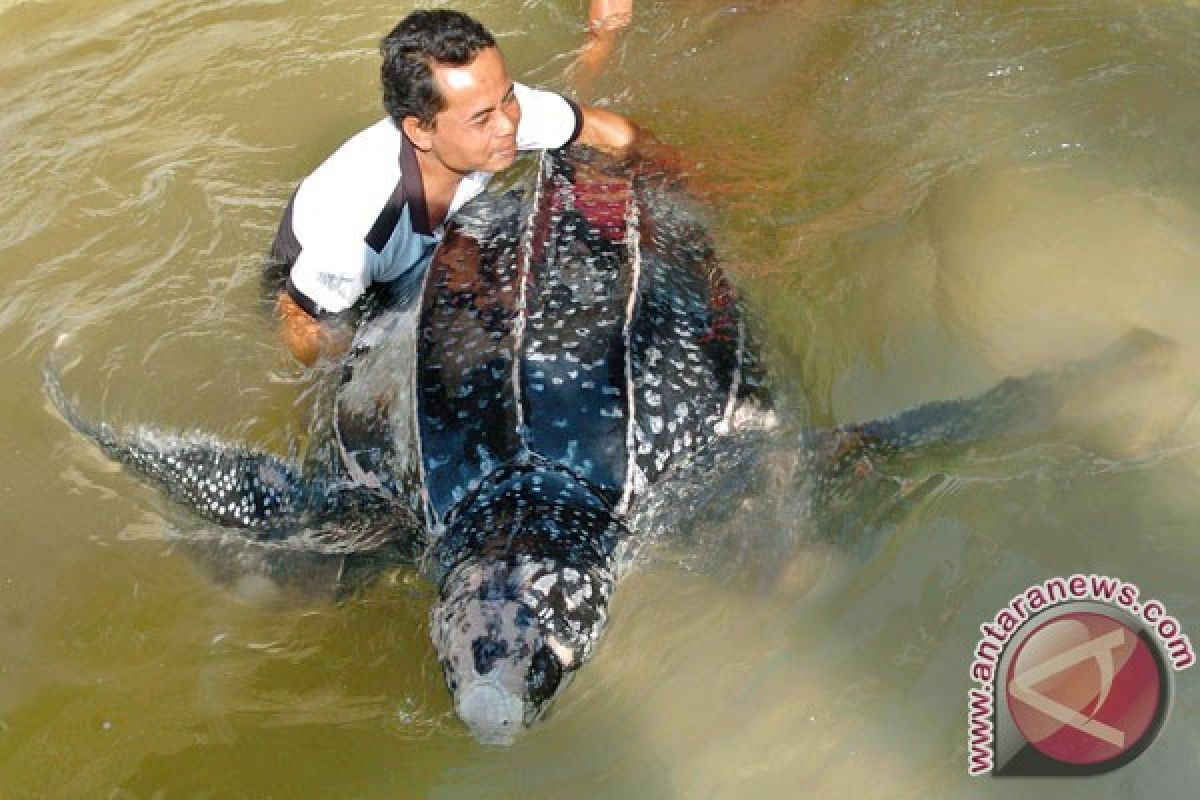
[575,106,686,185]
[575,105,638,154]
[276,291,350,366]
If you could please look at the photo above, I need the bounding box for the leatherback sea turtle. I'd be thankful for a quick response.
[46,147,774,744]
[44,147,1186,744]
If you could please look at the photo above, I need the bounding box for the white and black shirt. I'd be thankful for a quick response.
[272,83,583,316]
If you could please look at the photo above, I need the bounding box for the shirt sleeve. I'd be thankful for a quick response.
[287,244,371,316]
[285,177,373,316]
[514,82,584,151]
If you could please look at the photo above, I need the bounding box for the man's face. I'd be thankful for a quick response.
[426,46,522,175]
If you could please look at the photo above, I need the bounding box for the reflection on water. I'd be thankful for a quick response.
[1,1,1198,797]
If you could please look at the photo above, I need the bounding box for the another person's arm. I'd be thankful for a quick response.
[588,0,633,29]
[576,0,634,90]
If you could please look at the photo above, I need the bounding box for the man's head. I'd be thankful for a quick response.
[381,10,522,174]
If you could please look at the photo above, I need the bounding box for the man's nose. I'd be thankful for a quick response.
[495,105,519,137]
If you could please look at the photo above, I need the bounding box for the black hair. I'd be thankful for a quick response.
[380,10,497,128]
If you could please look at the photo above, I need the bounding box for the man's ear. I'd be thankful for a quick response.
[402,116,434,151]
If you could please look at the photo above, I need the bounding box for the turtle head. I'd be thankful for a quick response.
[430,555,612,745]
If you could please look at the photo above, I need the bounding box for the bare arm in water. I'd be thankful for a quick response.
[277,293,353,366]
[575,0,634,93]
[578,103,638,153]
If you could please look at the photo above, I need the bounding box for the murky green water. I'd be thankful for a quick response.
[2,1,1199,797]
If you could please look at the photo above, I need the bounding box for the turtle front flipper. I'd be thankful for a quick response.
[44,363,310,533]
[43,363,417,552]
[805,329,1199,523]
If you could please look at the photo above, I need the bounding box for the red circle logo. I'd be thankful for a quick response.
[1005,611,1163,766]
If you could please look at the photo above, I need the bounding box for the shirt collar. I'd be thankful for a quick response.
[399,131,432,236]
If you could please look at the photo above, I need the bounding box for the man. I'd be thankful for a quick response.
[270,9,640,365]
